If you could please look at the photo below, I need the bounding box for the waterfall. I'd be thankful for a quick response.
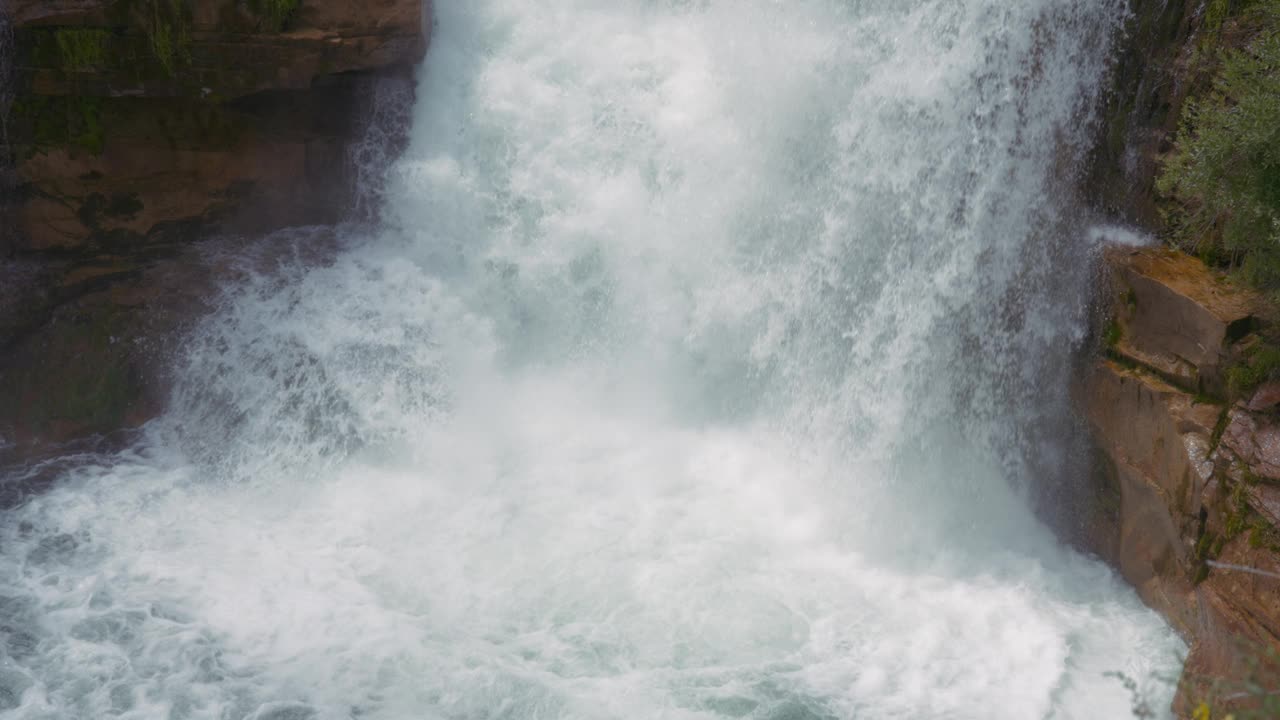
[0,1,1186,718]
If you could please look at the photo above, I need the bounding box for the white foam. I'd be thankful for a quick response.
[1089,223,1157,248]
[0,1,1184,718]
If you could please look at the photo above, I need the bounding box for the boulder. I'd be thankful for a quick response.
[1105,246,1259,397]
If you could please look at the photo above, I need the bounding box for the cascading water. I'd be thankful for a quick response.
[0,1,1187,718]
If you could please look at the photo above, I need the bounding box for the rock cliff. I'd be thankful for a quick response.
[1082,247,1280,712]
[1078,0,1280,712]
[0,0,428,458]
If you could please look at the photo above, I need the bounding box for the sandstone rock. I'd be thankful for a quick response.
[1247,484,1280,527]
[1084,360,1220,513]
[1083,1,1280,709]
[1105,246,1259,397]
[1246,381,1280,412]
[1111,332,1200,389]
[1221,410,1280,481]
[1084,356,1280,713]
[1083,362,1201,613]
[1084,246,1280,713]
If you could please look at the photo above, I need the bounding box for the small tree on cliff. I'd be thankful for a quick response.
[1159,1,1280,291]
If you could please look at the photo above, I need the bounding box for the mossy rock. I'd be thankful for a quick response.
[10,94,107,156]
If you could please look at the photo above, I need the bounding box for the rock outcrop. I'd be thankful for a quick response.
[4,0,427,251]
[1087,0,1202,230]
[1082,246,1280,712]
[0,0,429,457]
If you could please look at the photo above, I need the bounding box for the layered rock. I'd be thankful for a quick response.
[0,0,428,456]
[4,0,428,251]
[1082,246,1280,712]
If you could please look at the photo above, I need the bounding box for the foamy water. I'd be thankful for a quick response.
[1,1,1184,718]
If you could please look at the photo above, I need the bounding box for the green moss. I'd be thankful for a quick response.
[1242,466,1262,486]
[12,92,255,160]
[1104,318,1123,347]
[1222,478,1255,539]
[1193,561,1212,585]
[250,0,301,32]
[1225,507,1246,539]
[1210,406,1232,450]
[127,0,192,77]
[1192,521,1222,586]
[1247,518,1280,550]
[1195,529,1219,560]
[13,95,106,156]
[1226,342,1280,398]
[54,29,110,71]
[73,98,105,155]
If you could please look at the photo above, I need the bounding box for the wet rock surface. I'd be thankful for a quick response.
[5,0,428,251]
[0,1,429,458]
[1082,247,1280,713]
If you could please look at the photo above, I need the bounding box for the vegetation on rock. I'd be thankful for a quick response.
[134,0,192,76]
[1159,1,1280,291]
[13,94,105,155]
[1226,342,1280,396]
[54,29,109,71]
[250,0,301,32]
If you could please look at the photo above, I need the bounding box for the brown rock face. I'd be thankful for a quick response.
[0,0,429,456]
[1105,246,1259,397]
[1082,248,1280,713]
[1084,0,1221,231]
[5,0,428,251]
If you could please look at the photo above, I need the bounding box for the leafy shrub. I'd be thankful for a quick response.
[1159,2,1280,290]
[1226,343,1280,397]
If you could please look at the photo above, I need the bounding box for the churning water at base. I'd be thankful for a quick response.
[1,1,1185,718]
